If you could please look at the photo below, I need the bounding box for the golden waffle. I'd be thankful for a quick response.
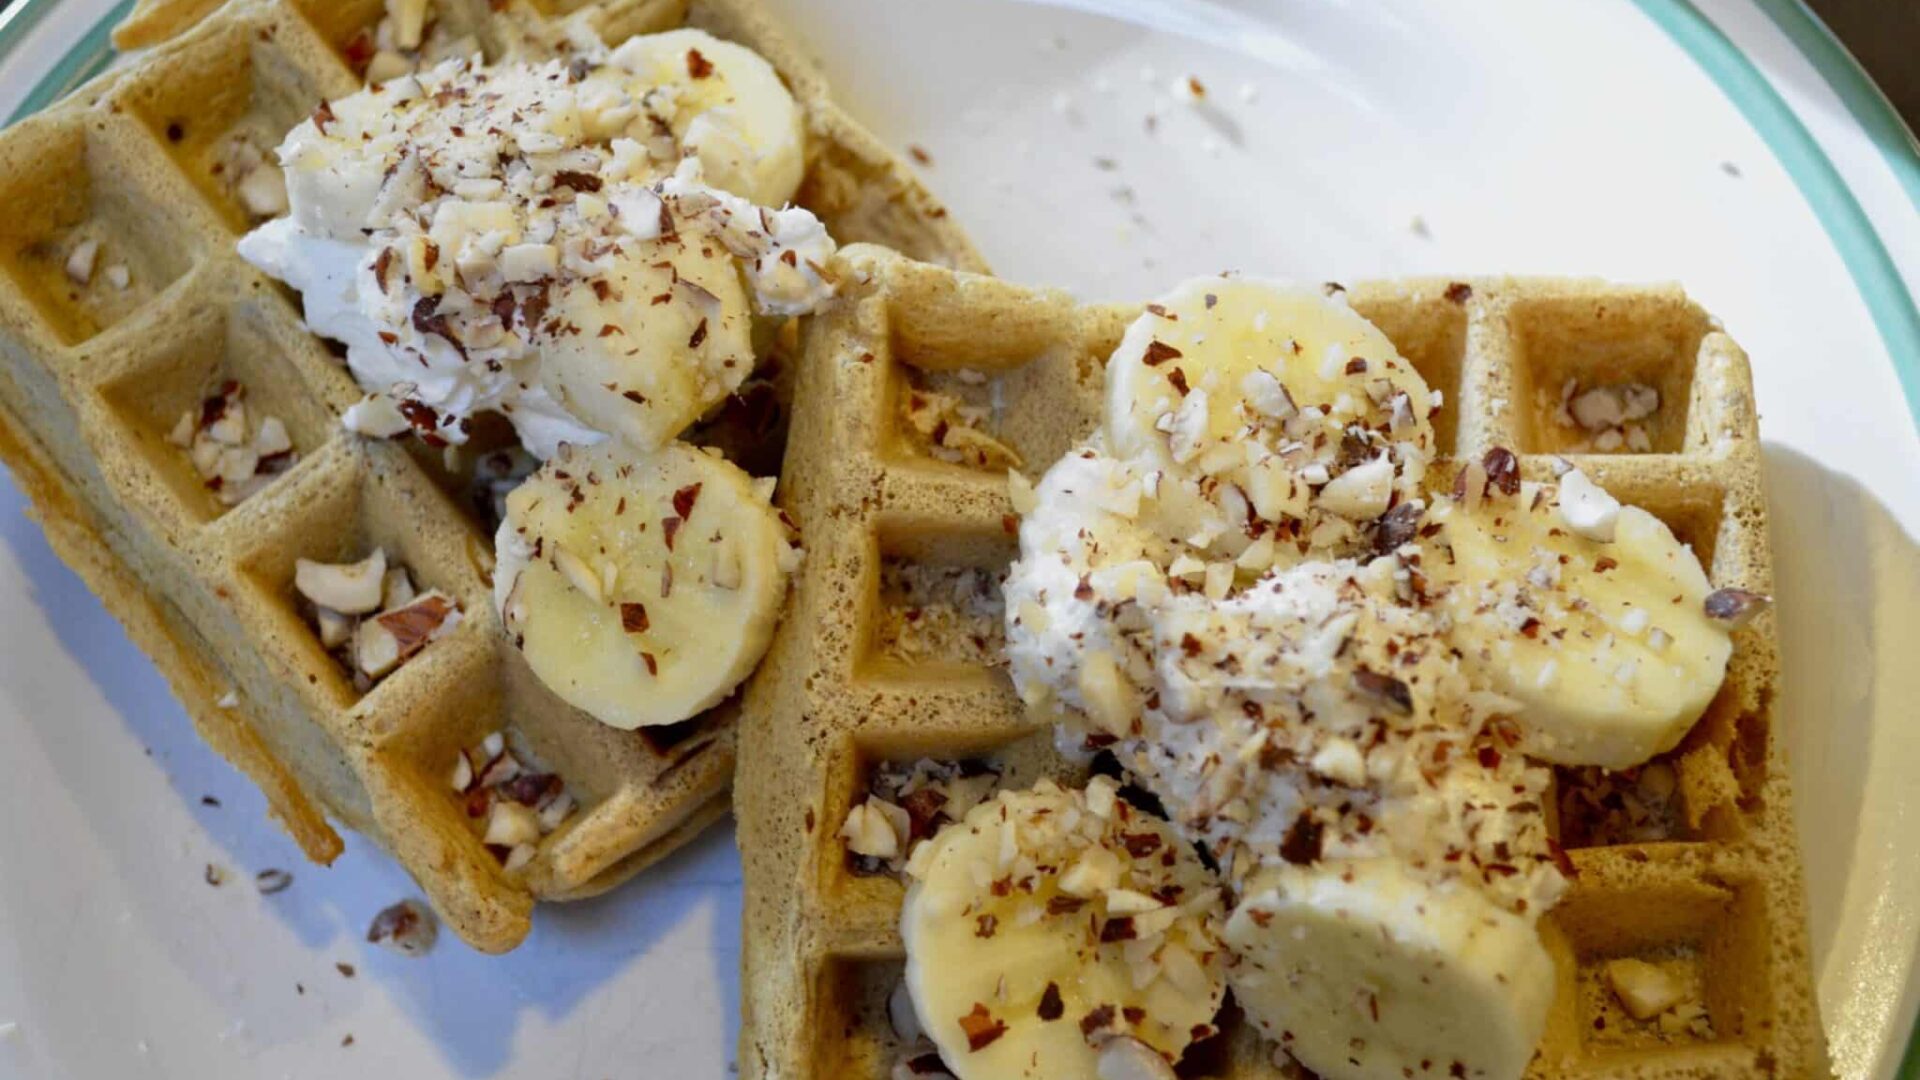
[0,0,981,953]
[736,245,1826,1078]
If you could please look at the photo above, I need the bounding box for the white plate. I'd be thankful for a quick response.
[0,1,1914,1077]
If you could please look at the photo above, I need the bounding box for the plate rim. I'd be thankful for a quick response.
[1626,0,1919,442]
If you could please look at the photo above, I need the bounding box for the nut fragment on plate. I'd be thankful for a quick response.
[453,728,579,871]
[167,380,298,505]
[254,868,294,895]
[842,758,1003,877]
[366,898,438,956]
[292,549,461,690]
[1551,378,1661,453]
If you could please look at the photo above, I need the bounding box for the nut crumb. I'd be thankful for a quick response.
[877,558,1007,666]
[367,898,438,956]
[1604,957,1685,1020]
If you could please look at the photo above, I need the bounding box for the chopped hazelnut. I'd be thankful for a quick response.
[483,800,541,848]
[366,898,437,957]
[449,749,474,791]
[841,799,905,860]
[315,606,354,650]
[296,550,388,616]
[64,238,99,285]
[1604,958,1685,1020]
[1703,587,1769,630]
[1557,469,1620,542]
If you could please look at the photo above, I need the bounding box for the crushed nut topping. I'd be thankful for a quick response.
[63,236,101,285]
[877,558,1008,667]
[845,758,1003,877]
[1009,513,1565,916]
[454,728,579,869]
[241,25,838,461]
[900,385,1023,471]
[1551,378,1661,453]
[1558,761,1682,847]
[293,550,460,690]
[212,130,290,221]
[1007,423,1602,922]
[167,381,298,506]
[1602,957,1711,1039]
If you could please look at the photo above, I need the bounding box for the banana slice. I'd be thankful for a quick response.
[1429,465,1731,769]
[1106,277,1430,464]
[901,778,1227,1080]
[607,29,806,207]
[493,440,795,729]
[535,233,756,453]
[1227,860,1554,1080]
[1102,277,1437,568]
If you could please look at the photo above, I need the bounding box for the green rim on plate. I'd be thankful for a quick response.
[1630,0,1920,438]
[0,0,130,123]
[0,0,1914,1072]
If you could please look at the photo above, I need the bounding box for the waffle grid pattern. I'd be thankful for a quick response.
[736,246,1826,1078]
[0,0,981,952]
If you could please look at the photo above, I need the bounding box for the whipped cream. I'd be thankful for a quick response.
[240,219,596,456]
[239,30,835,459]
[1003,449,1565,918]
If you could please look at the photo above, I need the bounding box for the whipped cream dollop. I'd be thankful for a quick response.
[1002,449,1566,919]
[238,29,835,458]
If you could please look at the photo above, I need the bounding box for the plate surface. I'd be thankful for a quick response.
[0,1,1914,1078]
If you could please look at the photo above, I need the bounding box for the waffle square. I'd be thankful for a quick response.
[0,0,981,952]
[735,245,1826,1077]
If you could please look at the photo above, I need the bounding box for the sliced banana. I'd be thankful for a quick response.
[535,234,756,452]
[1428,467,1731,769]
[493,440,795,729]
[607,28,806,206]
[901,778,1226,1080]
[1226,860,1554,1080]
[1101,277,1437,568]
[1106,278,1430,463]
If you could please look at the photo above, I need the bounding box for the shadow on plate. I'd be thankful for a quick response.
[1763,441,1920,1059]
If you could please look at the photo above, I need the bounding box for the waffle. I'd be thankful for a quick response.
[0,0,981,953]
[736,245,1827,1078]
